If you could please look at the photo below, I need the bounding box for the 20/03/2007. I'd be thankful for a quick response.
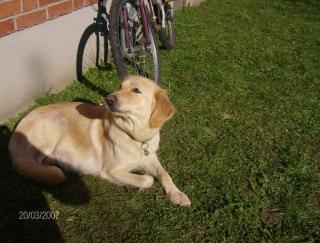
[18,211,59,220]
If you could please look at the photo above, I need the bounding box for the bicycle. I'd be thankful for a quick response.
[76,0,175,85]
[152,0,175,50]
[76,0,109,83]
[109,0,176,84]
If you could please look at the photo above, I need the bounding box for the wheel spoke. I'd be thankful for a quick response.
[76,23,108,80]
[116,0,159,82]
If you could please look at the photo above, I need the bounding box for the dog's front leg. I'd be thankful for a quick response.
[142,156,191,206]
[110,169,154,189]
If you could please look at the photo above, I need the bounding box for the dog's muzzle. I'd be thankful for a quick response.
[106,95,118,112]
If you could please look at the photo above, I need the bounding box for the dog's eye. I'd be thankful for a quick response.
[132,88,141,94]
[119,84,122,89]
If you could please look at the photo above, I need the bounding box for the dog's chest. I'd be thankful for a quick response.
[115,140,155,160]
[111,135,160,167]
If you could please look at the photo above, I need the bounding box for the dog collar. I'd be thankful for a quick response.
[141,142,150,156]
[127,134,151,156]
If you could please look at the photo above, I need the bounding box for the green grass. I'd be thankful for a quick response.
[1,0,320,241]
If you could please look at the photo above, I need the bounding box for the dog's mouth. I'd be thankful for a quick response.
[107,104,120,113]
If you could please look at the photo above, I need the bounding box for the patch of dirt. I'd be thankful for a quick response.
[261,204,283,229]
[222,113,237,120]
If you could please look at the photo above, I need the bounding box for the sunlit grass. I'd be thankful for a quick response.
[1,0,320,241]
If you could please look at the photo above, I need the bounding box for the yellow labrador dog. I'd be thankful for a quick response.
[9,75,191,206]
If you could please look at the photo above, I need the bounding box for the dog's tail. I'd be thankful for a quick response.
[11,155,66,185]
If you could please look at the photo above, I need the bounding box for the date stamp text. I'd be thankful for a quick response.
[19,211,59,220]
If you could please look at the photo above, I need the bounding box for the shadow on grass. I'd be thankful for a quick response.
[77,75,109,97]
[0,125,90,242]
[77,63,113,97]
[285,0,320,11]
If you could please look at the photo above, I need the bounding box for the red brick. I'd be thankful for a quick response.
[22,0,38,12]
[0,18,15,37]
[48,0,73,18]
[73,0,84,10]
[84,0,97,6]
[16,9,46,30]
[0,0,21,19]
[39,0,61,7]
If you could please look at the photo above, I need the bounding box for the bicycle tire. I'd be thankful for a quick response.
[109,0,161,83]
[76,23,109,80]
[159,4,175,50]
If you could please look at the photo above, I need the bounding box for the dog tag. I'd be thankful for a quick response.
[143,149,150,156]
[141,142,149,156]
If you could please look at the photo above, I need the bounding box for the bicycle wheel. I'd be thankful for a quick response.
[159,3,175,49]
[109,0,161,83]
[76,23,109,80]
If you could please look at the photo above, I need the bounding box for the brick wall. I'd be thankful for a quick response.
[0,0,205,37]
[0,0,98,37]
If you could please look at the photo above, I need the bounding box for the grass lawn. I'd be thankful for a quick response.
[1,0,320,241]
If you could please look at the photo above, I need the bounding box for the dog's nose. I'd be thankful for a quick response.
[106,95,117,107]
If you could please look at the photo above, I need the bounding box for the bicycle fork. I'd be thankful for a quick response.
[122,5,131,52]
[121,0,152,53]
[139,0,151,46]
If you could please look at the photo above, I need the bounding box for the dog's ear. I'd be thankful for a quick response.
[150,89,176,128]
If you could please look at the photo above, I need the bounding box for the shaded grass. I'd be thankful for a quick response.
[1,0,320,241]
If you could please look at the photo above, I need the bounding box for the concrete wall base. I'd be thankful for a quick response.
[0,7,97,123]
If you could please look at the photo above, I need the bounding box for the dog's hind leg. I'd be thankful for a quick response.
[11,155,66,185]
[9,132,66,185]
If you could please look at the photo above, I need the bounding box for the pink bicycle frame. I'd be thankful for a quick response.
[122,0,152,49]
[122,5,131,52]
[139,0,151,46]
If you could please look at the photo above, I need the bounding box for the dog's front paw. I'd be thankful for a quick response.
[168,190,191,206]
[140,175,154,190]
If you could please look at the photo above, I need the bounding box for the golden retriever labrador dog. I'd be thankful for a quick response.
[9,75,191,206]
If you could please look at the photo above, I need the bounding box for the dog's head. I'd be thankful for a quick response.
[106,75,175,141]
